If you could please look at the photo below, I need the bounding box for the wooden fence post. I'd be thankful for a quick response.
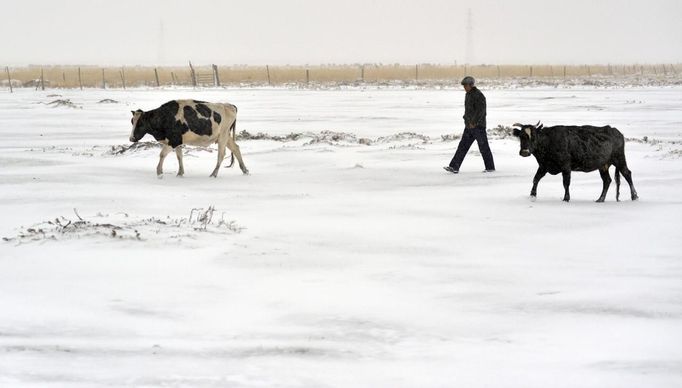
[40,68,45,91]
[563,65,566,78]
[212,64,221,86]
[306,68,310,85]
[102,68,106,89]
[5,66,12,93]
[361,65,365,82]
[78,67,83,90]
[155,68,161,87]
[415,64,419,82]
[266,65,271,85]
[120,67,126,89]
[189,61,197,87]
[529,66,533,77]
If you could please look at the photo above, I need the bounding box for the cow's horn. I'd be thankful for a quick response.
[535,120,541,127]
[512,123,523,127]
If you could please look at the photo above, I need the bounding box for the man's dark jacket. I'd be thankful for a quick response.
[463,87,486,128]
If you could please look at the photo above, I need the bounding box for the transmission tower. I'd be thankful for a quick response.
[465,9,474,65]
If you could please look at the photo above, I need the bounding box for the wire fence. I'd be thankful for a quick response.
[2,63,680,90]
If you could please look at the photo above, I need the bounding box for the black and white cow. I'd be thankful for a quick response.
[129,100,248,177]
[512,122,638,202]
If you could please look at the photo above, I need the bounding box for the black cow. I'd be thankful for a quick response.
[512,122,638,202]
[129,100,248,178]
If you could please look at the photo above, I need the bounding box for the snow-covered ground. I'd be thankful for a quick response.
[1,86,681,388]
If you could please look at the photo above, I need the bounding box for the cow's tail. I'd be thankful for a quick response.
[614,165,621,201]
[226,118,236,168]
[614,131,625,201]
[225,103,238,168]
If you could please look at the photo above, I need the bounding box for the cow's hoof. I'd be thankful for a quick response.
[562,198,570,202]
[242,170,250,175]
[176,174,184,178]
[529,195,537,202]
[157,174,164,180]
[632,195,639,201]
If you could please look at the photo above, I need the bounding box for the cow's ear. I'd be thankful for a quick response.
[512,128,521,137]
[131,110,135,115]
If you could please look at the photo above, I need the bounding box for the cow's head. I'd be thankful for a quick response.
[129,110,145,142]
[512,121,542,157]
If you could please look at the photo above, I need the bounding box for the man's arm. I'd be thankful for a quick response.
[464,94,475,128]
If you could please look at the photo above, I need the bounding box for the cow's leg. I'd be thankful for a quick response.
[562,170,571,202]
[210,139,226,178]
[530,166,547,200]
[616,155,638,201]
[620,166,638,200]
[226,137,249,175]
[175,146,185,177]
[596,165,612,202]
[157,144,173,177]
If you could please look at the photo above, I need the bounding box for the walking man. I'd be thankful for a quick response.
[444,76,496,173]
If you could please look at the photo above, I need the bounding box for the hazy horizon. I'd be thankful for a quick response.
[2,0,681,66]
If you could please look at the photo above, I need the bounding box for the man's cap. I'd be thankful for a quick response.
[461,76,475,86]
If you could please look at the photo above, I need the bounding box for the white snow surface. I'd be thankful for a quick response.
[1,86,681,387]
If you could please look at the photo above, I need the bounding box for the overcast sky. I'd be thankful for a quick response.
[2,0,681,66]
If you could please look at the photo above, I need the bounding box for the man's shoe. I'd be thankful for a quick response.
[443,166,459,174]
